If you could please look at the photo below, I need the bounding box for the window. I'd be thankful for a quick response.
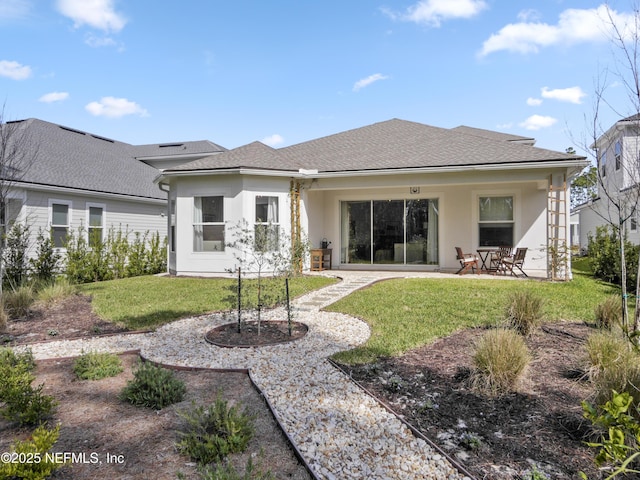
[254,196,279,251]
[193,196,224,252]
[51,202,70,248]
[87,205,104,248]
[615,140,622,170]
[631,215,638,233]
[0,198,21,245]
[600,150,606,177]
[478,196,514,247]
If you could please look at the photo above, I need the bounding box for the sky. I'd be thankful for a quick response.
[1,0,638,159]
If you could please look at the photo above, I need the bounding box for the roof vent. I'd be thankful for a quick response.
[59,126,86,136]
[159,143,184,148]
[91,134,115,143]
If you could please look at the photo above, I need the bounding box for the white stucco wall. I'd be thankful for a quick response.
[169,166,573,277]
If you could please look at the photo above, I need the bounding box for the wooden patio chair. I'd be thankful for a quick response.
[501,247,528,277]
[455,247,480,275]
[490,246,512,273]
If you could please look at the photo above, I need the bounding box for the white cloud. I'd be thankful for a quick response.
[480,4,633,56]
[496,123,513,130]
[85,34,117,47]
[39,92,69,103]
[0,60,31,80]
[353,73,389,92]
[56,0,127,32]
[527,97,543,106]
[262,134,284,147]
[85,97,148,118]
[384,0,487,27]
[0,0,30,20]
[541,86,586,104]
[519,114,557,130]
[517,9,541,22]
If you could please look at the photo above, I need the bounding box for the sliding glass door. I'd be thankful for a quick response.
[340,198,438,265]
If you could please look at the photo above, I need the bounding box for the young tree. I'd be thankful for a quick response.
[571,164,597,210]
[0,107,38,293]
[585,4,640,337]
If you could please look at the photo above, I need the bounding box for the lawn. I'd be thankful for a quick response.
[327,257,624,364]
[79,275,336,330]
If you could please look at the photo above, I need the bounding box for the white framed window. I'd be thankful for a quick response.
[0,198,22,246]
[49,200,72,248]
[600,150,607,177]
[193,196,224,252]
[86,203,105,248]
[254,195,279,251]
[631,215,638,233]
[478,196,514,247]
[615,140,622,170]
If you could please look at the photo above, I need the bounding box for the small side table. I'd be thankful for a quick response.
[310,248,332,271]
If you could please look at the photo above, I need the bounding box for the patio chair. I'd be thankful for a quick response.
[501,247,528,277]
[490,246,512,273]
[455,247,480,275]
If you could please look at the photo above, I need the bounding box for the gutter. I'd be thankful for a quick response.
[157,159,589,182]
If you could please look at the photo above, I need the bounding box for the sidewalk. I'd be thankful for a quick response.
[18,273,472,480]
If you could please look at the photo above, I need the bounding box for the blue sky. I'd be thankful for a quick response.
[0,0,637,157]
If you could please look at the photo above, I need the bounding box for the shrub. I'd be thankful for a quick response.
[30,228,61,286]
[0,424,65,480]
[471,328,531,396]
[3,223,31,288]
[73,351,123,380]
[588,225,639,290]
[177,395,255,465]
[504,290,544,336]
[585,331,640,410]
[36,278,77,306]
[0,347,57,426]
[594,295,622,330]
[3,284,35,319]
[582,390,640,478]
[120,361,185,409]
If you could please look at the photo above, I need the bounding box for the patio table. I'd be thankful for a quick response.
[476,248,498,272]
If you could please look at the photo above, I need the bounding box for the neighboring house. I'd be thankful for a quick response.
[157,118,588,278]
[573,114,640,250]
[2,118,225,254]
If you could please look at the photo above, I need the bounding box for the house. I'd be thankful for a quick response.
[1,118,225,252]
[573,114,640,250]
[157,118,588,277]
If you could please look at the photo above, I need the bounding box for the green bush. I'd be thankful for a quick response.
[30,228,61,286]
[3,284,35,319]
[36,278,77,306]
[582,390,640,478]
[73,351,123,380]
[119,361,185,409]
[472,328,531,396]
[595,295,622,330]
[177,395,255,465]
[0,347,57,426]
[0,424,65,480]
[3,223,31,288]
[585,331,640,410]
[505,290,544,336]
[588,225,639,290]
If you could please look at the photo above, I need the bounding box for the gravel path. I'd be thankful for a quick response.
[16,272,472,480]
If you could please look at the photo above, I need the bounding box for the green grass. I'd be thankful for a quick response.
[327,258,621,364]
[79,275,335,330]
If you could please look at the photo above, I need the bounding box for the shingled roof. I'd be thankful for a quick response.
[165,118,585,175]
[6,119,222,200]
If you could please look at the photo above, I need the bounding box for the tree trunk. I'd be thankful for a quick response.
[620,224,629,333]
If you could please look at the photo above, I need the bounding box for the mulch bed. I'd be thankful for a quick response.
[205,320,308,347]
